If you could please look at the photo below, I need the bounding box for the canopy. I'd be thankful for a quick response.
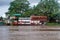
[13,14,21,17]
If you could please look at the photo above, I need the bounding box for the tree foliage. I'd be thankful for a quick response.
[34,0,59,17]
[7,0,30,16]
[6,0,60,19]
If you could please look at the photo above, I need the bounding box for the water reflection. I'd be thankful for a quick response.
[0,26,60,40]
[0,26,9,40]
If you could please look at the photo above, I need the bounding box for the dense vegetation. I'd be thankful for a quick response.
[6,0,60,22]
[6,0,30,16]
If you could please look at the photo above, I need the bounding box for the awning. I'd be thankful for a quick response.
[13,14,21,17]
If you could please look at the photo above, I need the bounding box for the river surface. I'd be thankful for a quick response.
[0,26,60,40]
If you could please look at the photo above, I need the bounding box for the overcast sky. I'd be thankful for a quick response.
[0,0,60,17]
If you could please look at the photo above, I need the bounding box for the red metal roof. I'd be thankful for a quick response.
[31,16,47,21]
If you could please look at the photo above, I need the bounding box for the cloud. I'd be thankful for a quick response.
[0,6,9,17]
[58,0,60,3]
[29,0,40,3]
[0,0,13,6]
[30,3,38,7]
[0,0,39,6]
[29,0,40,7]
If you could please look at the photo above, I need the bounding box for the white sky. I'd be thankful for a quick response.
[0,6,9,17]
[0,0,60,18]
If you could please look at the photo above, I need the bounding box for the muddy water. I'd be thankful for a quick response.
[0,26,60,40]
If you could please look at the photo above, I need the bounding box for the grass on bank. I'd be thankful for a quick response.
[46,22,60,26]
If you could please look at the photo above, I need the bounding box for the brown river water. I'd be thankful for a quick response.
[0,26,60,40]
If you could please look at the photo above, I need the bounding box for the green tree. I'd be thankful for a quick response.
[22,8,33,17]
[35,0,59,20]
[7,0,30,16]
[0,17,3,21]
[54,13,60,20]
